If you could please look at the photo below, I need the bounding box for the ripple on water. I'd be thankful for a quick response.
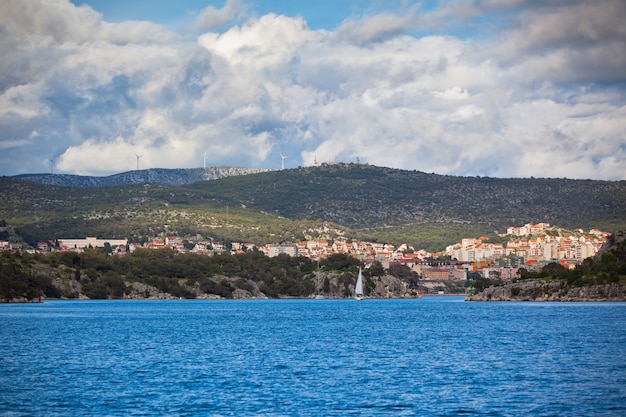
[0,298,625,416]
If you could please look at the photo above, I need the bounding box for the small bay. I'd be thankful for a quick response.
[1,297,625,416]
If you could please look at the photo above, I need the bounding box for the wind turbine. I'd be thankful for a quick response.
[280,154,287,170]
[135,154,142,171]
[48,158,55,174]
[203,151,208,170]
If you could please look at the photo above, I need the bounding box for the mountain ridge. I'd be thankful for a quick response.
[13,166,273,187]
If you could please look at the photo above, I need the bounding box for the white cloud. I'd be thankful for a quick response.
[433,86,470,100]
[0,138,31,150]
[0,0,172,45]
[58,137,137,175]
[198,13,321,67]
[0,0,624,180]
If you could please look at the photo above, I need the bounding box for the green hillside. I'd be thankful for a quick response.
[1,164,625,251]
[180,164,626,228]
[182,163,626,231]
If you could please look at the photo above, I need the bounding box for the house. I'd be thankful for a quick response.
[422,267,452,281]
[165,236,179,246]
[146,239,165,249]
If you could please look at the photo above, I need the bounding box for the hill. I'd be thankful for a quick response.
[14,167,273,187]
[183,163,625,231]
[1,164,625,250]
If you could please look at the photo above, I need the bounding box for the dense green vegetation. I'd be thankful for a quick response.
[0,253,63,301]
[183,164,626,231]
[2,164,625,252]
[0,250,418,301]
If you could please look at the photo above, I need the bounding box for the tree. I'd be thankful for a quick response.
[103,242,113,254]
[474,277,501,293]
[387,263,418,282]
[539,262,566,279]
[367,261,385,277]
[321,253,360,271]
[517,268,530,280]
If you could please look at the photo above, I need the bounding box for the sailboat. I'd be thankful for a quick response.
[355,267,364,300]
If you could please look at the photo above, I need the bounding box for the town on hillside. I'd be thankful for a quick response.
[0,223,610,284]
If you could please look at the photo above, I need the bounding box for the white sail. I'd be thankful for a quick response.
[355,267,363,299]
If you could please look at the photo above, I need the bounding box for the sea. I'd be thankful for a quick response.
[1,297,625,416]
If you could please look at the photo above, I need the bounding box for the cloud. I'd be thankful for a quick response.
[195,0,247,31]
[0,0,625,180]
[433,86,470,100]
[490,0,626,84]
[199,13,320,67]
[0,0,172,45]
[508,0,626,50]
[335,7,419,45]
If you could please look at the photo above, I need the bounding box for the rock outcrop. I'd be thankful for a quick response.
[466,280,626,302]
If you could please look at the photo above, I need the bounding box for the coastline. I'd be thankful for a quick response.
[466,280,626,302]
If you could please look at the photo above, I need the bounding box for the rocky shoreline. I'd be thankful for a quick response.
[466,280,626,302]
[2,272,434,302]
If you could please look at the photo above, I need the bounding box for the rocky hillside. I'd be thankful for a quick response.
[3,263,419,302]
[14,167,273,187]
[466,280,626,301]
[101,272,419,300]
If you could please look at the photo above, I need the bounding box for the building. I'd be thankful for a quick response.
[58,237,128,249]
[266,244,299,258]
[421,267,452,281]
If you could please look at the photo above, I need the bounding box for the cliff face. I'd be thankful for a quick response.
[466,280,626,302]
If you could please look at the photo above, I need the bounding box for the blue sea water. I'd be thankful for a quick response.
[1,297,625,416]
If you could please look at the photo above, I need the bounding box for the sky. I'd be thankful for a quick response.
[1,0,625,180]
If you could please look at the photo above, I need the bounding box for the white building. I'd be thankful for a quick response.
[58,237,127,249]
[267,244,299,258]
